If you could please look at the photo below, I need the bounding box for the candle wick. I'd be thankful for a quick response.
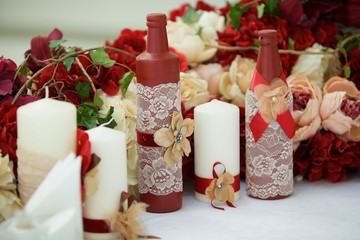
[100,117,115,127]
[45,86,49,99]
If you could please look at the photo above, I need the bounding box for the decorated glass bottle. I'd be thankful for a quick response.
[245,29,296,200]
[136,13,182,212]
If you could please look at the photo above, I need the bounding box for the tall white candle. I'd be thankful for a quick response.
[194,99,240,202]
[84,126,127,220]
[17,98,77,203]
[17,98,77,160]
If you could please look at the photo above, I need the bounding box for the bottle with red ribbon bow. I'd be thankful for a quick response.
[245,29,296,200]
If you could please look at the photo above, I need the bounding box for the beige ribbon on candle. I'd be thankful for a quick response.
[17,144,58,204]
[254,78,289,124]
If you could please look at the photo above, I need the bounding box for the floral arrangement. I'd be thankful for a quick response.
[0,0,359,228]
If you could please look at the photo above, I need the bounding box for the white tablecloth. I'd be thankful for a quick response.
[142,177,360,240]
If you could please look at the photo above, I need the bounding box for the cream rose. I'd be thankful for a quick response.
[288,74,322,150]
[180,72,210,111]
[190,63,224,98]
[98,82,138,185]
[320,76,360,142]
[167,20,217,66]
[0,154,22,222]
[219,55,256,107]
[291,43,341,87]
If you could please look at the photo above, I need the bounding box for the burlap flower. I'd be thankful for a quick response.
[154,111,194,166]
[205,172,235,203]
[254,78,289,123]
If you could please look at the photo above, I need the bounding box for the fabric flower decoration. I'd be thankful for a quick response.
[254,78,289,123]
[205,172,235,204]
[154,111,194,166]
[180,72,210,111]
[291,43,340,88]
[219,55,256,107]
[288,74,322,150]
[320,76,360,142]
[109,192,148,240]
[0,154,22,222]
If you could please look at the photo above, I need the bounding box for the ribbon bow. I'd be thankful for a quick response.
[205,162,236,211]
[249,70,296,142]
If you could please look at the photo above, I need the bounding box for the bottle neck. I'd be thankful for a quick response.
[256,44,282,83]
[147,26,169,53]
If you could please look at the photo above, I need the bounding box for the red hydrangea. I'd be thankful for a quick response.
[294,130,360,183]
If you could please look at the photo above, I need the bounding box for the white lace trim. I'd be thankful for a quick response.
[136,82,182,195]
[245,90,294,199]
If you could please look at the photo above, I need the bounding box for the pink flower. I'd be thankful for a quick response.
[191,63,224,98]
[288,74,322,150]
[320,77,360,142]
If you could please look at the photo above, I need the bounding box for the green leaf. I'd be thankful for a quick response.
[93,92,104,108]
[196,26,203,36]
[288,38,295,50]
[257,3,265,19]
[63,57,75,72]
[229,5,242,30]
[75,82,91,99]
[265,0,281,15]
[49,39,67,50]
[119,71,135,98]
[19,65,30,75]
[254,38,260,48]
[76,102,99,129]
[181,6,201,24]
[97,106,117,129]
[90,47,115,68]
[337,44,348,62]
[344,65,351,79]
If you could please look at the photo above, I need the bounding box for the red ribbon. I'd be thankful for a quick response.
[137,130,158,147]
[83,217,110,233]
[195,162,239,210]
[249,69,296,142]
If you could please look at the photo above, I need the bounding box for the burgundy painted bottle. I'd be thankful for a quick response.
[245,30,294,200]
[136,13,182,212]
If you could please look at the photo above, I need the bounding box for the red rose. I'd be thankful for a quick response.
[169,3,189,21]
[348,48,360,89]
[195,1,216,12]
[278,0,304,26]
[106,29,146,71]
[25,28,63,72]
[294,130,360,183]
[290,26,315,50]
[313,20,339,48]
[0,100,18,175]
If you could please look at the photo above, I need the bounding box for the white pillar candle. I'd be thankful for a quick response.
[17,98,77,160]
[194,99,240,202]
[84,126,127,220]
[17,98,77,203]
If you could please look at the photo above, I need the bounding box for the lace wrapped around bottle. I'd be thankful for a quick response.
[245,90,294,199]
[17,144,59,203]
[136,82,182,195]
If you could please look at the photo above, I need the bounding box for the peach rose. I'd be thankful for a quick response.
[180,72,210,111]
[291,43,341,88]
[219,55,255,107]
[288,74,322,150]
[320,76,360,142]
[191,63,224,98]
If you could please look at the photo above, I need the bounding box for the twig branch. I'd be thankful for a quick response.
[75,57,97,93]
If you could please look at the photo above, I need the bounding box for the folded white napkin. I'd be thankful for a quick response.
[0,152,83,240]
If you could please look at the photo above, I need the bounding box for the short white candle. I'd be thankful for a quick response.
[17,98,77,161]
[84,126,127,220]
[194,99,240,202]
[17,98,77,203]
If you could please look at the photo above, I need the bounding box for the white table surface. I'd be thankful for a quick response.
[142,177,360,240]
